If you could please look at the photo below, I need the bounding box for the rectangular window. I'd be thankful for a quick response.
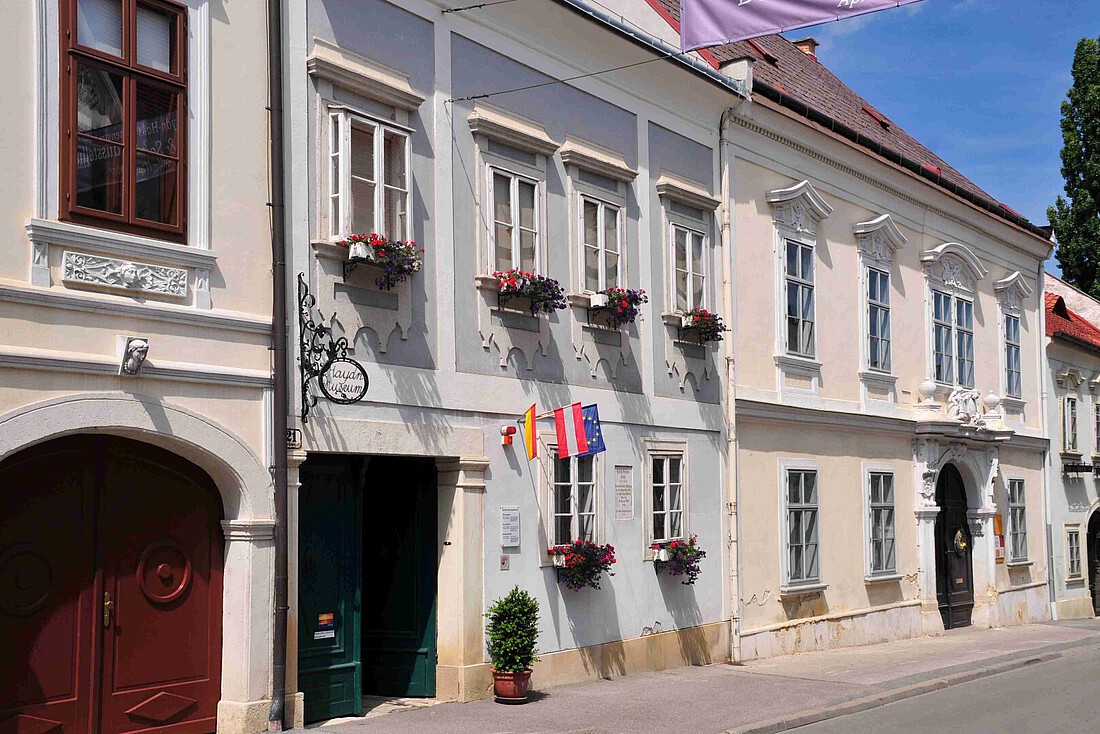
[1004,314,1022,398]
[651,454,684,542]
[868,472,896,575]
[785,240,815,357]
[672,225,706,311]
[329,111,409,242]
[1065,397,1079,452]
[955,298,975,388]
[62,0,188,241]
[933,291,954,383]
[1095,404,1100,454]
[582,197,621,292]
[1008,479,1027,562]
[867,268,891,372]
[490,168,539,272]
[552,451,596,546]
[785,469,819,584]
[1066,526,1083,580]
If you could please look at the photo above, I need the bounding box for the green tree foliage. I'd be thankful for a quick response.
[1049,38,1100,297]
[484,586,540,672]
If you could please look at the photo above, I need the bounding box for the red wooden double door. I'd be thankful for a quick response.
[0,436,223,734]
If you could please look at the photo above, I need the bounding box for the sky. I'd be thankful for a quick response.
[790,0,1100,276]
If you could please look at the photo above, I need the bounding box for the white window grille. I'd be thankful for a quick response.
[868,472,896,574]
[328,110,409,241]
[551,451,596,545]
[671,224,706,311]
[1008,479,1027,562]
[651,454,684,542]
[867,268,891,372]
[785,240,815,357]
[785,469,819,584]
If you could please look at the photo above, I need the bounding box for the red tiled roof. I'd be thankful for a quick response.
[1046,292,1100,350]
[646,0,1002,206]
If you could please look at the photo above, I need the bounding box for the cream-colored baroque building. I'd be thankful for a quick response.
[0,2,276,734]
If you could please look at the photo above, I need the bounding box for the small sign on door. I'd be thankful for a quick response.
[314,612,335,640]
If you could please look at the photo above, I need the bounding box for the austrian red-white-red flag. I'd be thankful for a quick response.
[554,402,589,458]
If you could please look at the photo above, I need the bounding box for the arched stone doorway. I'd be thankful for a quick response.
[934,464,974,628]
[0,435,224,734]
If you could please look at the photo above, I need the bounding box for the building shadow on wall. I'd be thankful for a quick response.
[544,570,626,680]
[656,572,712,666]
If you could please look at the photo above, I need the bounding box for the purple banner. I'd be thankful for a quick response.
[679,0,923,51]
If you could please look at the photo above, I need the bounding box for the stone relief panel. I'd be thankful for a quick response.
[62,251,187,297]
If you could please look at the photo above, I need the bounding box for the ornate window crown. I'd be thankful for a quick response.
[921,242,987,293]
[853,214,906,265]
[767,180,832,235]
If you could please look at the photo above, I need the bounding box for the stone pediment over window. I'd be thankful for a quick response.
[853,214,906,265]
[1057,367,1085,389]
[920,242,987,293]
[766,180,833,235]
[994,271,1033,311]
[467,103,559,156]
[655,172,721,211]
[559,136,637,182]
[307,37,425,110]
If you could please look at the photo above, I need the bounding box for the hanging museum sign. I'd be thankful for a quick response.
[298,273,369,421]
[320,358,369,404]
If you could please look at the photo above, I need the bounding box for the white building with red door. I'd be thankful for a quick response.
[0,1,279,734]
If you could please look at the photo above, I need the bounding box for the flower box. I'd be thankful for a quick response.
[650,534,706,585]
[589,287,648,330]
[337,233,423,291]
[678,308,727,344]
[547,540,616,591]
[654,548,671,562]
[588,292,609,309]
[493,269,567,316]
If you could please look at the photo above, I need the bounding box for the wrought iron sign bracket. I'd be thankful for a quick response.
[297,273,368,422]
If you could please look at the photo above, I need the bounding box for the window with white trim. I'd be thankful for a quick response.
[868,472,895,575]
[651,454,685,543]
[867,268,891,372]
[1066,525,1083,580]
[785,240,815,357]
[932,291,974,387]
[328,111,409,242]
[1065,396,1079,453]
[671,224,706,311]
[1007,479,1027,562]
[551,450,596,545]
[490,167,539,272]
[1095,404,1100,454]
[785,468,819,585]
[1004,314,1021,399]
[581,197,621,292]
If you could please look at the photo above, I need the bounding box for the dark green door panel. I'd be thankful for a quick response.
[361,457,438,697]
[298,458,362,723]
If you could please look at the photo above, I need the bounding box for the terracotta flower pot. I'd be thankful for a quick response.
[491,669,532,703]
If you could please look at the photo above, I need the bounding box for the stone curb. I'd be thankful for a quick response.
[724,652,1059,734]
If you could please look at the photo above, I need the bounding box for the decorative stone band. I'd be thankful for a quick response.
[63,250,188,298]
[221,519,276,542]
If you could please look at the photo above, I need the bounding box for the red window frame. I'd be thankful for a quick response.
[59,0,188,242]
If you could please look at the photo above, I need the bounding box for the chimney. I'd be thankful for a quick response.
[792,37,820,62]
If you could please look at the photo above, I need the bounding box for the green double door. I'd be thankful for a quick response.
[298,456,438,724]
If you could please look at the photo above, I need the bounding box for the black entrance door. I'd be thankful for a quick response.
[934,464,973,629]
[1088,512,1100,616]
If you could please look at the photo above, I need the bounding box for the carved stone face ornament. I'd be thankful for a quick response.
[121,338,149,375]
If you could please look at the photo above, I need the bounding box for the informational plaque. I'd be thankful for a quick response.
[500,506,521,547]
[614,465,634,521]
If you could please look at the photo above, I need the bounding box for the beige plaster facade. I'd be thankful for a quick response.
[1,1,278,732]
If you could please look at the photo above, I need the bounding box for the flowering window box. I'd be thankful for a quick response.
[490,269,567,316]
[338,233,423,291]
[650,534,706,585]
[586,287,648,330]
[547,540,616,591]
[674,308,726,344]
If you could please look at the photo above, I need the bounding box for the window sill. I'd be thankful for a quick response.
[774,354,822,373]
[1005,559,1033,568]
[27,218,217,270]
[1060,451,1084,460]
[779,583,826,598]
[1001,396,1026,413]
[864,573,903,584]
[1065,575,1085,584]
[859,369,897,387]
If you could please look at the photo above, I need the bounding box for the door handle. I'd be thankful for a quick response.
[103,591,114,628]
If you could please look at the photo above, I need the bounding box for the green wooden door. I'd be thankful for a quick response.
[361,457,437,697]
[298,457,362,723]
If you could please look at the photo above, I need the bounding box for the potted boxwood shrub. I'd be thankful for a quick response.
[484,585,541,703]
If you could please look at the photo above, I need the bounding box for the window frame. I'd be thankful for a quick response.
[1094,403,1100,455]
[1003,313,1022,399]
[955,297,975,388]
[781,460,821,589]
[931,290,975,388]
[668,221,707,313]
[487,164,542,274]
[327,108,411,242]
[1064,524,1083,581]
[650,453,686,545]
[865,468,897,578]
[1006,478,1027,563]
[60,0,189,242]
[578,194,623,293]
[545,445,600,549]
[643,440,688,560]
[784,238,816,358]
[1064,396,1079,453]
[866,267,891,373]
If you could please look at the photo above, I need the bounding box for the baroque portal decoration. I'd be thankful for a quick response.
[62,251,187,297]
[298,273,369,422]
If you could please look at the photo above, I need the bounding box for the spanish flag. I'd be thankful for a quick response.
[523,404,537,460]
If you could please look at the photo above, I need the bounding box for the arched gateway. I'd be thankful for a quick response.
[0,436,224,734]
[934,464,974,628]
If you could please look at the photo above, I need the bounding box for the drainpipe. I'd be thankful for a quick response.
[266,0,290,728]
[1036,263,1057,620]
[719,106,742,663]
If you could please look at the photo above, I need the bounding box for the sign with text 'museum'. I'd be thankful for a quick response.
[319,358,369,404]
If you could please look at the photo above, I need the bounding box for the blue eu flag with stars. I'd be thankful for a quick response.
[577,404,605,456]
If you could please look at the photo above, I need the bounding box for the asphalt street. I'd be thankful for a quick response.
[791,649,1100,734]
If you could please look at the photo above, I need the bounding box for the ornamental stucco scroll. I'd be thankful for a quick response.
[63,251,187,297]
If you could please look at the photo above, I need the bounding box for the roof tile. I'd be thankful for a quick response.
[1046,292,1100,350]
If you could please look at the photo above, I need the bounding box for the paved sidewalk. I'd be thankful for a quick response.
[305,620,1100,734]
